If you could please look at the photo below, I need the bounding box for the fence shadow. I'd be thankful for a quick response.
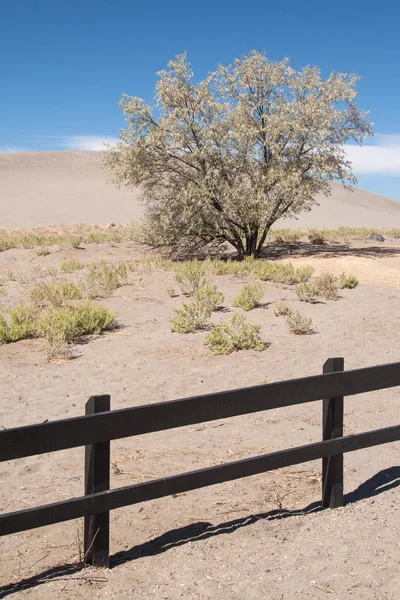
[1,466,399,598]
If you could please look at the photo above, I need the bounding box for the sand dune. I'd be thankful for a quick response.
[1,150,400,228]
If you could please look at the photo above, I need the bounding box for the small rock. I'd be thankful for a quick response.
[394,233,400,239]
[368,233,385,242]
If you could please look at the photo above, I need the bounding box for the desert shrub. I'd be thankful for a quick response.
[340,272,359,289]
[33,266,59,278]
[286,310,313,335]
[295,265,315,282]
[0,303,38,343]
[36,248,50,257]
[315,273,339,299]
[0,286,6,297]
[205,314,265,355]
[37,302,116,352]
[308,230,325,245]
[255,261,277,282]
[29,279,83,307]
[273,300,292,317]
[273,230,301,244]
[60,258,85,273]
[170,301,212,333]
[295,282,317,302]
[173,261,205,295]
[193,282,224,312]
[233,282,263,311]
[166,286,176,298]
[84,261,128,298]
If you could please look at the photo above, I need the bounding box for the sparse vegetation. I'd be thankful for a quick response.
[193,282,224,312]
[173,261,205,295]
[308,230,326,245]
[29,279,83,307]
[37,302,116,359]
[60,258,85,273]
[295,282,317,302]
[166,286,176,298]
[84,261,128,298]
[286,310,313,335]
[205,314,265,355]
[36,248,50,257]
[0,303,38,343]
[274,300,292,317]
[233,282,263,311]
[170,301,212,333]
[315,273,339,300]
[340,272,359,289]
[256,262,313,285]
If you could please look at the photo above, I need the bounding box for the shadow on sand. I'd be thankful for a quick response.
[1,466,399,597]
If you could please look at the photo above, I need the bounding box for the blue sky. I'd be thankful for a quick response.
[1,0,400,200]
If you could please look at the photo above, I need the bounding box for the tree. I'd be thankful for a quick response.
[103,52,372,259]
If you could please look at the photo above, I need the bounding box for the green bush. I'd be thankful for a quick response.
[60,258,85,273]
[0,303,38,343]
[256,262,313,285]
[273,300,292,316]
[315,273,339,299]
[193,282,224,312]
[173,261,205,295]
[286,310,313,334]
[170,301,212,333]
[295,282,317,302]
[233,282,263,311]
[29,279,83,307]
[205,314,265,355]
[37,302,116,357]
[295,265,315,282]
[339,272,359,289]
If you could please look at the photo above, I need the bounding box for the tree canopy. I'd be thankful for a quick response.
[103,51,372,258]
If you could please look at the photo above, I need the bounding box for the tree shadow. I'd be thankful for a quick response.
[2,467,398,596]
[262,242,400,260]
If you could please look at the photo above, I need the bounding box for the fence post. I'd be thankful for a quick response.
[84,395,110,567]
[322,358,344,508]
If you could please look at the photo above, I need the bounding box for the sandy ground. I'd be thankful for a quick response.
[1,151,400,229]
[0,238,399,599]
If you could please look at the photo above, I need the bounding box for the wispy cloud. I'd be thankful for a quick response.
[58,135,119,150]
[345,134,400,176]
[0,135,119,153]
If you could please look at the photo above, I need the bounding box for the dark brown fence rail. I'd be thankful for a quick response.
[1,357,399,567]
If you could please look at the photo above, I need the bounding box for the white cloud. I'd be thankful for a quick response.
[59,135,119,151]
[345,134,400,176]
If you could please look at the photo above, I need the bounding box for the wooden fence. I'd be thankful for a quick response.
[1,357,399,567]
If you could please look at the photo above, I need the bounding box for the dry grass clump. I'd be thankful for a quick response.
[37,302,116,358]
[166,286,176,298]
[84,260,128,298]
[170,301,212,333]
[32,266,59,279]
[193,282,224,312]
[273,299,292,316]
[315,273,339,300]
[205,314,265,355]
[339,272,359,289]
[0,223,139,251]
[173,261,205,295]
[36,247,50,257]
[0,303,38,343]
[233,282,264,311]
[256,262,313,285]
[295,282,318,302]
[286,310,313,335]
[29,279,83,307]
[308,230,326,245]
[60,258,85,273]
[272,230,301,244]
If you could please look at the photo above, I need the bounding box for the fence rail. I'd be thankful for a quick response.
[0,357,399,567]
